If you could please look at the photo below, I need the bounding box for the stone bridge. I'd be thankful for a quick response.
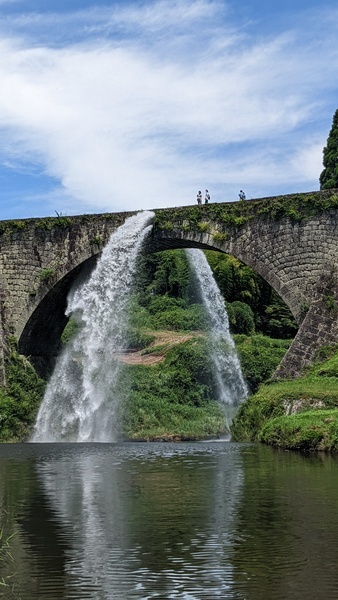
[1,189,338,386]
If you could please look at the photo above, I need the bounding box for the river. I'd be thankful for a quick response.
[0,441,338,599]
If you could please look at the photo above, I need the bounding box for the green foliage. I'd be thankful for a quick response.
[146,295,186,315]
[154,190,338,236]
[121,339,226,440]
[197,221,210,232]
[320,109,338,190]
[10,220,25,230]
[125,328,156,350]
[212,231,227,243]
[233,334,290,393]
[259,410,338,452]
[314,344,338,365]
[230,387,286,442]
[299,302,310,318]
[227,301,255,335]
[205,251,297,338]
[128,297,153,330]
[231,346,338,448]
[35,216,71,230]
[61,317,80,344]
[129,291,206,332]
[205,252,259,305]
[0,346,45,442]
[39,267,54,282]
[262,295,298,338]
[91,235,103,246]
[324,294,338,312]
[136,250,191,301]
[151,304,206,331]
[311,346,338,377]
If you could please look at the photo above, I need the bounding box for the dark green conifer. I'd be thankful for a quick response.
[320,109,338,189]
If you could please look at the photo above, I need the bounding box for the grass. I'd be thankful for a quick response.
[0,527,16,595]
[119,338,230,440]
[153,189,338,234]
[124,395,225,441]
[259,409,338,452]
[231,347,338,451]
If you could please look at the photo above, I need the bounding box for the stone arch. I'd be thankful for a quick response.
[145,232,307,324]
[18,254,99,377]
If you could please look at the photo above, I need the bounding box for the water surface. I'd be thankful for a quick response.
[1,442,338,599]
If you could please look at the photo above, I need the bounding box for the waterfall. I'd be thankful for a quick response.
[186,249,248,426]
[31,211,154,443]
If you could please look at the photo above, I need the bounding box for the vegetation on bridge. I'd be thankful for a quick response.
[0,210,134,236]
[154,189,338,235]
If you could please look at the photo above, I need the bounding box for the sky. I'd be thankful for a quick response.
[0,0,338,219]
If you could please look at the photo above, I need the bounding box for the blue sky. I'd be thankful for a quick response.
[0,0,338,219]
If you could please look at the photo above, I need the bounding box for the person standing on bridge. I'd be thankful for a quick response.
[205,190,210,204]
[197,191,202,205]
[238,190,246,201]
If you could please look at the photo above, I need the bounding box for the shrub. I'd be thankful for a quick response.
[0,348,45,442]
[152,305,206,331]
[125,328,155,350]
[39,267,54,282]
[197,222,210,233]
[227,301,255,335]
[212,232,227,243]
[233,334,290,393]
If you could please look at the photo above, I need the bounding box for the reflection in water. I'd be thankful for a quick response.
[36,445,243,599]
[1,443,338,599]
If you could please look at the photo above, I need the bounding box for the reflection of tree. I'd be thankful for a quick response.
[229,445,338,600]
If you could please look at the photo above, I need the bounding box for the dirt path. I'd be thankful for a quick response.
[116,331,204,365]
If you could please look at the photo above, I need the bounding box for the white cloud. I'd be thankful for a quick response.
[0,1,337,215]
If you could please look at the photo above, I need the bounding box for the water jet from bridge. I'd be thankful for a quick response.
[186,249,248,427]
[31,211,154,442]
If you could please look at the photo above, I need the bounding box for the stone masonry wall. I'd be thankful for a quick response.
[0,276,6,387]
[274,270,338,378]
[0,213,134,343]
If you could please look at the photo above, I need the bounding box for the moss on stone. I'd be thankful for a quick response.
[153,189,338,233]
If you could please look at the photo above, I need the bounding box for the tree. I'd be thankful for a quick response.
[320,109,338,190]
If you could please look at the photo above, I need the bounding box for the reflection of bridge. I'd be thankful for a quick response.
[1,189,338,385]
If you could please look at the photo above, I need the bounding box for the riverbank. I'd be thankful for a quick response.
[3,330,338,450]
[231,345,338,452]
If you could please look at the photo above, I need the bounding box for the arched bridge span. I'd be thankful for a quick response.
[0,189,338,382]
